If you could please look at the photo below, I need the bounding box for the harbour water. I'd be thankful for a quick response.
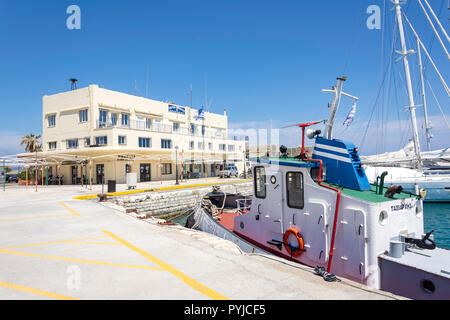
[424,203,450,249]
[172,204,450,250]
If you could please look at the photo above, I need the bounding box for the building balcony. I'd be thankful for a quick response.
[96,120,246,142]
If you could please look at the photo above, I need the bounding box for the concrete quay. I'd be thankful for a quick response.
[0,179,403,300]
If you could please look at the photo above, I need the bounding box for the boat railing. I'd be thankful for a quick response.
[236,198,252,214]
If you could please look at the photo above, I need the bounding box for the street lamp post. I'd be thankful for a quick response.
[243,151,246,179]
[175,146,179,185]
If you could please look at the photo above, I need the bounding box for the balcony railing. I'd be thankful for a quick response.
[96,120,246,141]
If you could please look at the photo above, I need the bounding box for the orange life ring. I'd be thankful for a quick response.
[283,228,305,258]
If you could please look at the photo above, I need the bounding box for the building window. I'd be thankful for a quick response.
[146,118,151,130]
[79,109,88,123]
[48,142,57,150]
[125,164,131,174]
[208,143,213,150]
[118,136,126,145]
[84,137,90,147]
[189,141,194,150]
[198,142,204,150]
[136,116,145,129]
[216,128,222,136]
[67,139,78,149]
[191,124,196,134]
[95,136,108,146]
[48,114,56,127]
[153,119,161,130]
[111,113,117,126]
[161,163,172,175]
[139,137,151,148]
[121,113,129,127]
[228,145,235,152]
[173,122,180,132]
[286,172,304,209]
[161,139,172,149]
[219,144,226,151]
[254,167,266,199]
[201,125,205,136]
[99,109,108,126]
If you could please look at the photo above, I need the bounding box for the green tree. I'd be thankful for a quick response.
[20,133,41,153]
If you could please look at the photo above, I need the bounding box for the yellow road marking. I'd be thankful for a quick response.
[0,214,73,222]
[103,230,229,300]
[0,235,109,250]
[0,249,165,271]
[73,179,252,200]
[58,201,82,217]
[67,241,122,246]
[0,281,79,300]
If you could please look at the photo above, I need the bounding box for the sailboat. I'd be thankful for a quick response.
[361,0,450,202]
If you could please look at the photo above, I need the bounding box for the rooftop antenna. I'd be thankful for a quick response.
[204,74,209,112]
[69,78,78,90]
[146,65,149,98]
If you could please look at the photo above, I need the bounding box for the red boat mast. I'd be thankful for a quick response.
[282,121,323,160]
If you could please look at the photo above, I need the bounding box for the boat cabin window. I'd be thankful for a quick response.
[287,172,304,209]
[254,166,266,199]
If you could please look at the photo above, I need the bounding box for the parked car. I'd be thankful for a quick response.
[218,164,239,178]
[6,174,19,183]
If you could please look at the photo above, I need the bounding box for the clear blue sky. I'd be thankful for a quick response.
[0,0,448,155]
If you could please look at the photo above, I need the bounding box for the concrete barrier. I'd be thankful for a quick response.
[113,182,253,217]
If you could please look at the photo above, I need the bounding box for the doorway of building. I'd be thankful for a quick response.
[140,164,151,182]
[71,165,78,185]
[96,164,105,184]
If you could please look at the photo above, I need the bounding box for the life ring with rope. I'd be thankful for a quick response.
[283,228,305,258]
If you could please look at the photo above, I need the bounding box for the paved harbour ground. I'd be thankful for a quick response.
[0,180,402,300]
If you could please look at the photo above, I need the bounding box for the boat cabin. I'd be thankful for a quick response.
[233,136,424,288]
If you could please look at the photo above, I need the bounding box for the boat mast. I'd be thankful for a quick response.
[322,76,358,140]
[417,38,433,152]
[393,0,423,171]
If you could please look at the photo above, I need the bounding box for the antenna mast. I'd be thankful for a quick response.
[393,0,423,171]
[322,76,358,140]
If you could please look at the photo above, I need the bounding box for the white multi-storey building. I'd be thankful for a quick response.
[24,84,246,185]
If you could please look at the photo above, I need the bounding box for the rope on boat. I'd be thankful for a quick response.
[314,266,341,283]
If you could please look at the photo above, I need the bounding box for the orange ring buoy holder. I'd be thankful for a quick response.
[283,228,305,258]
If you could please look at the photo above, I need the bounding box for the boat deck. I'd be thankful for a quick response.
[320,182,416,203]
[217,211,240,232]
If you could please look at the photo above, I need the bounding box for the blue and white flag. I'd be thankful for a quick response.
[168,104,186,115]
[343,103,357,127]
[196,108,205,120]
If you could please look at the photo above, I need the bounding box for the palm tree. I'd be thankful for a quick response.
[20,133,41,153]
[20,133,41,191]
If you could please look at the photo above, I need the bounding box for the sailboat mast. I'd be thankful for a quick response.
[417,38,432,152]
[393,0,423,171]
